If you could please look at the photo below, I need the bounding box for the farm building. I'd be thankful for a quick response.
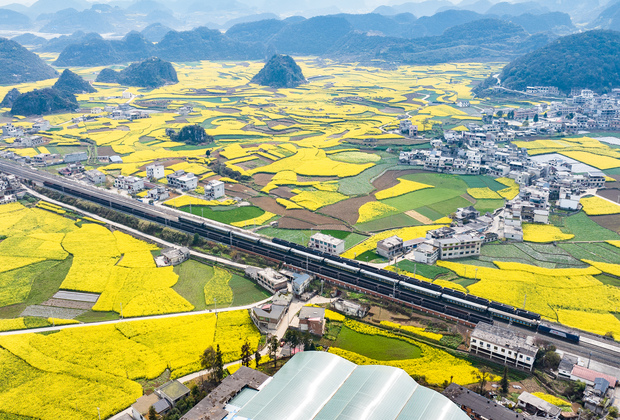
[297,306,325,336]
[308,232,345,255]
[146,164,165,180]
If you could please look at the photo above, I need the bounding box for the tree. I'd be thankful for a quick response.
[500,366,509,394]
[507,110,515,119]
[608,406,618,418]
[302,332,312,350]
[543,112,548,118]
[496,110,504,118]
[200,346,217,382]
[241,340,252,367]
[148,406,157,420]
[474,368,491,395]
[533,113,539,122]
[564,380,586,401]
[283,330,300,357]
[206,149,211,158]
[214,344,224,383]
[268,336,280,368]
[255,348,261,367]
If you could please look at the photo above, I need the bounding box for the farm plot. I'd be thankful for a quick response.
[437,260,620,337]
[0,310,260,420]
[327,319,491,386]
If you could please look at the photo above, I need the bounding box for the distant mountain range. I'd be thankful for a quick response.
[42,9,572,67]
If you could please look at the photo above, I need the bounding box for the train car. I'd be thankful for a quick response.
[489,301,517,314]
[258,239,291,253]
[360,269,399,286]
[516,309,541,321]
[272,237,293,247]
[538,324,580,343]
[232,231,260,243]
[441,294,488,312]
[442,288,467,298]
[488,308,538,328]
[325,258,361,274]
[468,313,493,325]
[444,306,470,320]
[399,281,442,298]
[420,298,446,312]
[291,248,325,263]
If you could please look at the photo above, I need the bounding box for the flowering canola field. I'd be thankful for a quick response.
[330,320,492,385]
[437,260,620,337]
[0,60,498,230]
[0,310,260,420]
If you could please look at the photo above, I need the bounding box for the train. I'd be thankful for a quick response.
[174,215,546,329]
[41,180,578,342]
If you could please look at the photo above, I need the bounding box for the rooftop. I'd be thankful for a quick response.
[571,365,618,386]
[471,323,538,357]
[310,232,344,245]
[232,351,469,420]
[158,380,191,401]
[298,306,325,320]
[443,383,525,420]
[518,392,562,417]
[181,366,269,420]
[379,235,403,247]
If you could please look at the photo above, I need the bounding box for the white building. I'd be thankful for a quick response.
[114,175,144,193]
[204,180,225,199]
[246,267,288,294]
[84,169,105,185]
[2,123,23,137]
[432,233,484,260]
[309,233,345,256]
[412,243,439,265]
[146,164,165,180]
[376,236,404,259]
[167,170,198,191]
[32,119,51,131]
[470,323,538,371]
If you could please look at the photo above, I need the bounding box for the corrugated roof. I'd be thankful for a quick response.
[233,352,470,420]
[571,365,618,386]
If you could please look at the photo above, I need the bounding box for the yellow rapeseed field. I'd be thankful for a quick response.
[437,260,620,336]
[356,201,400,224]
[466,187,501,199]
[375,179,433,200]
[580,196,620,215]
[0,310,260,420]
[522,224,574,242]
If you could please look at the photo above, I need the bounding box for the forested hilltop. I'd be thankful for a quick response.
[494,30,620,94]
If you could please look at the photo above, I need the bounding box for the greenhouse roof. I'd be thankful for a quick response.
[232,352,470,420]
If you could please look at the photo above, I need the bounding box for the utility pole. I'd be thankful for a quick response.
[97,407,101,420]
[120,302,123,319]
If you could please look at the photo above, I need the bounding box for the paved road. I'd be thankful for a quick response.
[0,296,272,337]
